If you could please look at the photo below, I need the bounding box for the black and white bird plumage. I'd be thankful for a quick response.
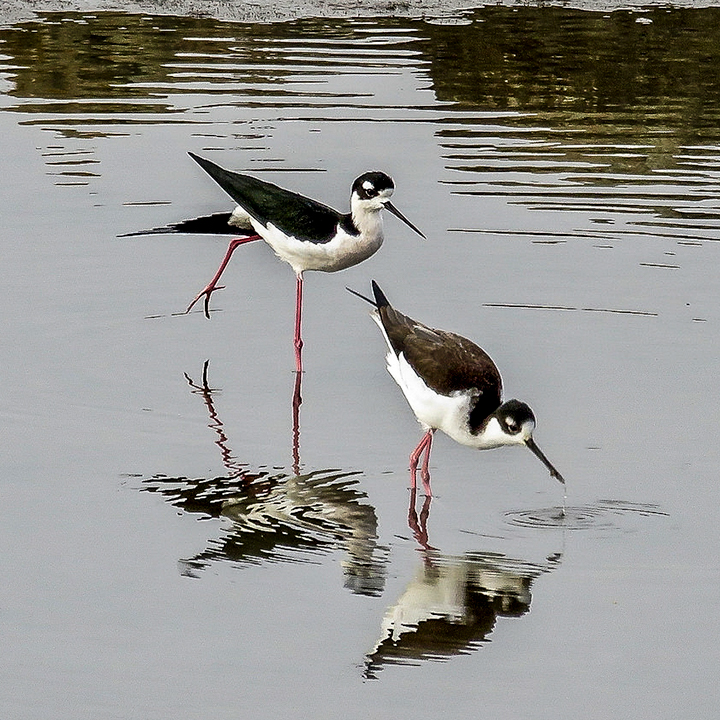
[186,153,424,274]
[350,281,565,495]
[124,155,424,372]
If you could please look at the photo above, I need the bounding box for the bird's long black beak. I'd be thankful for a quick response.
[525,437,565,485]
[385,201,426,239]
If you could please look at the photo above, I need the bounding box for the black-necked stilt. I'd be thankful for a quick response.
[349,281,565,497]
[131,153,425,373]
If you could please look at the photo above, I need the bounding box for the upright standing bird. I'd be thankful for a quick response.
[127,154,425,373]
[349,281,565,496]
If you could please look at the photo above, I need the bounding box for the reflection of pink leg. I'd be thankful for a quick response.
[408,488,435,551]
[420,466,433,497]
[186,235,261,318]
[184,361,249,483]
[291,370,302,475]
[294,273,304,373]
[409,429,434,496]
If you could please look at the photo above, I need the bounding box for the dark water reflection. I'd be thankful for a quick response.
[2,8,719,243]
[426,10,720,235]
[7,8,720,125]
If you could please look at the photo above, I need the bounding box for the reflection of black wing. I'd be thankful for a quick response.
[120,212,240,237]
[190,153,351,244]
[140,469,388,596]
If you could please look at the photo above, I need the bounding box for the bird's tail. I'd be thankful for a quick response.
[370,280,390,310]
[347,281,398,359]
[346,280,391,309]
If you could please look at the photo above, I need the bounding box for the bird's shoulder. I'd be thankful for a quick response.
[382,308,502,401]
[232,175,350,244]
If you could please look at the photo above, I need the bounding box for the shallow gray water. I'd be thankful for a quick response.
[1,7,719,719]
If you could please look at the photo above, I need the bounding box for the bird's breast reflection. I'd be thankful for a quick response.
[363,490,562,679]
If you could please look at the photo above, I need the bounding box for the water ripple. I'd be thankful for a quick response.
[505,500,668,531]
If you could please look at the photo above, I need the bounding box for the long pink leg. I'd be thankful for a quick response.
[186,235,261,318]
[420,431,434,496]
[294,273,304,373]
[409,429,434,496]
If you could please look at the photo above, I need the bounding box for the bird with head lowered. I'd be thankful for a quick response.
[349,281,565,498]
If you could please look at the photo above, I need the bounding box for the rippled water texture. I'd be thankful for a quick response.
[1,7,719,720]
[505,499,668,530]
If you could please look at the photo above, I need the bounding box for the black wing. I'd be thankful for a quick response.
[394,316,503,430]
[190,153,354,244]
[371,281,500,396]
[119,212,240,237]
[373,281,503,428]
[386,312,501,397]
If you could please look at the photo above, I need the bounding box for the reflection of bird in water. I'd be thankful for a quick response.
[364,491,561,678]
[140,362,387,596]
[222,470,387,596]
[143,469,387,596]
[184,360,303,476]
[349,281,565,497]
[124,154,424,372]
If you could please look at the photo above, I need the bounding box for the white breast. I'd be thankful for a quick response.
[386,351,478,446]
[257,221,384,275]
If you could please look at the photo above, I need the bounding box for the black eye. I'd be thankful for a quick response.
[361,183,378,198]
[504,417,519,432]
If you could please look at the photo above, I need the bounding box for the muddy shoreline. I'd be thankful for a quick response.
[2,0,717,27]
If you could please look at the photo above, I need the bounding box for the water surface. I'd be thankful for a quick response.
[1,7,719,719]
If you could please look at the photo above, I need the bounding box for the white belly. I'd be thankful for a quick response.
[387,351,479,447]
